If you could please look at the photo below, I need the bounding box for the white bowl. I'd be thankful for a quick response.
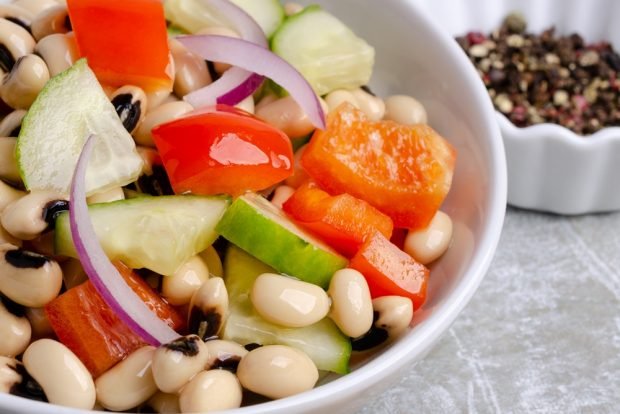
[417,0,620,215]
[0,0,506,413]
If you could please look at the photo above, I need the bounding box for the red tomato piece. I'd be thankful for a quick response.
[282,181,393,257]
[302,103,456,230]
[152,105,294,196]
[45,262,184,378]
[349,232,429,310]
[67,0,172,91]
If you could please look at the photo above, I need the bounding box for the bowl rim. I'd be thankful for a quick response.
[0,0,507,413]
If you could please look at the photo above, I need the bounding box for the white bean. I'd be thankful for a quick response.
[204,339,248,370]
[325,89,359,113]
[255,95,315,138]
[188,277,229,339]
[0,299,31,357]
[328,268,374,338]
[22,339,96,409]
[146,391,180,414]
[179,369,242,413]
[372,296,413,339]
[403,210,453,264]
[384,95,428,125]
[350,88,385,121]
[162,255,209,306]
[151,335,209,394]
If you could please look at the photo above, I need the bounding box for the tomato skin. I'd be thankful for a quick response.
[302,103,456,230]
[67,0,172,91]
[349,232,429,310]
[152,106,294,196]
[45,262,184,378]
[282,181,393,256]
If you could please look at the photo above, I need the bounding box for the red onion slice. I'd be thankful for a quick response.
[184,0,267,107]
[69,135,179,346]
[178,35,326,130]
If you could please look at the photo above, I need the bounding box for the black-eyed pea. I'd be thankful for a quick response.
[250,273,330,328]
[1,190,68,240]
[30,5,70,41]
[350,88,385,121]
[284,2,304,15]
[325,89,359,113]
[146,391,180,414]
[24,306,54,339]
[110,85,148,134]
[0,224,21,246]
[372,296,413,339]
[235,95,255,114]
[384,95,428,125]
[0,356,22,393]
[169,38,212,98]
[145,88,173,111]
[0,244,63,307]
[34,32,78,77]
[0,109,26,136]
[162,255,209,306]
[237,345,318,399]
[12,0,58,15]
[403,210,453,264]
[204,340,248,371]
[198,245,223,278]
[284,144,310,188]
[188,277,228,340]
[327,268,374,338]
[178,369,242,413]
[0,18,35,75]
[270,185,295,208]
[1,54,50,109]
[86,187,125,204]
[0,298,31,357]
[22,339,96,409]
[195,27,239,74]
[0,180,24,213]
[255,95,315,138]
[0,356,47,400]
[95,346,158,412]
[133,101,193,147]
[0,5,34,31]
[0,137,20,184]
[151,335,209,394]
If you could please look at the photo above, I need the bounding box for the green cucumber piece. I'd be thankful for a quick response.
[271,5,375,96]
[215,193,347,288]
[223,245,351,374]
[55,195,230,275]
[164,0,284,38]
[16,59,143,196]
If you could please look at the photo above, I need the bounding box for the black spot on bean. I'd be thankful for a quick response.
[0,44,15,73]
[244,343,262,352]
[206,60,220,81]
[42,199,69,226]
[189,306,222,341]
[10,363,48,402]
[5,248,49,269]
[164,336,201,356]
[9,124,21,137]
[212,355,241,373]
[351,311,389,351]
[136,164,174,196]
[4,17,30,34]
[111,93,142,133]
[360,85,376,96]
[0,294,25,317]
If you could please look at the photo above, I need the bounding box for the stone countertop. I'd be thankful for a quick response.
[358,207,620,413]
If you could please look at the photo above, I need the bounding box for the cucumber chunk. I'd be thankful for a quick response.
[164,0,284,38]
[55,195,230,275]
[271,5,375,96]
[16,59,143,196]
[215,193,348,288]
[223,245,351,374]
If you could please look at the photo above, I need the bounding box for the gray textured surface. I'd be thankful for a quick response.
[358,207,620,413]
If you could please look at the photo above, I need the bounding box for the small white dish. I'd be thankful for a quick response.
[418,0,620,215]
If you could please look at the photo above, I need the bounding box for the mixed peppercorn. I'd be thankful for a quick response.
[456,12,620,135]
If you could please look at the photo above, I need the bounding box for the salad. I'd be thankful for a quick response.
[0,0,457,412]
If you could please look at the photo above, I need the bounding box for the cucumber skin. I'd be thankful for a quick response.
[223,245,351,374]
[54,195,231,275]
[215,194,348,289]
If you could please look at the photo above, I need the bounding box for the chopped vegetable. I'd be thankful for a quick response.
[223,245,351,374]
[16,59,143,196]
[66,0,172,91]
[282,181,394,257]
[302,103,456,230]
[45,261,185,378]
[216,193,348,288]
[178,35,326,129]
[349,232,429,310]
[55,194,231,276]
[271,5,375,95]
[152,105,294,196]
